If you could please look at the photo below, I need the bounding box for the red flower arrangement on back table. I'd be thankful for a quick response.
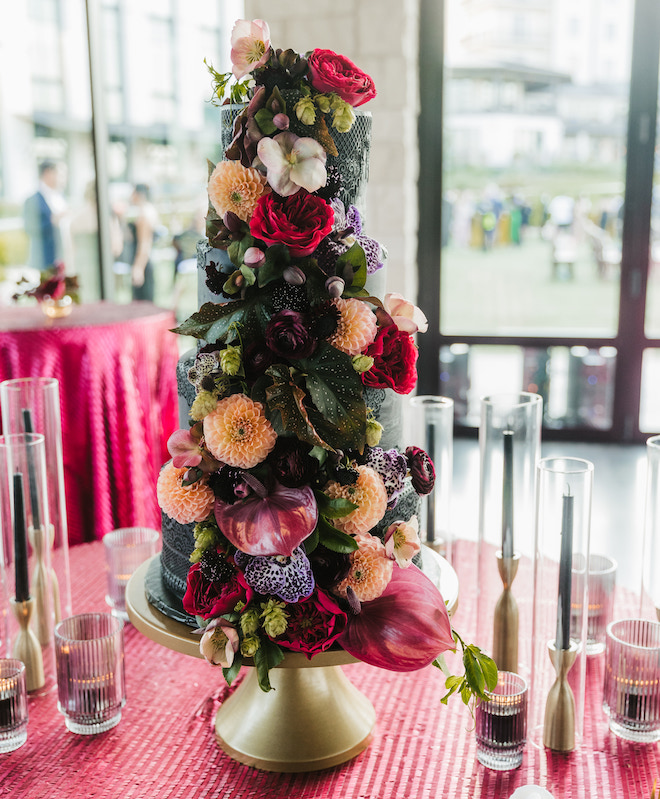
[157,19,495,700]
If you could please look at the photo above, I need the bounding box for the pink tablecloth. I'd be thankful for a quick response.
[0,302,179,543]
[1,540,659,798]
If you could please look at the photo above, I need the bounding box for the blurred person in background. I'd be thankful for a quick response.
[125,183,158,302]
[24,160,68,270]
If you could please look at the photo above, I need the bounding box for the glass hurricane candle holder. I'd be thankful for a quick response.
[477,392,542,675]
[532,457,592,751]
[603,619,660,743]
[642,436,660,619]
[0,378,72,627]
[103,527,160,620]
[408,396,454,560]
[571,553,617,656]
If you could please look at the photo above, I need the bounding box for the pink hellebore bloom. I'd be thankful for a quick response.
[257,132,327,197]
[230,19,271,79]
[167,428,202,469]
[384,516,421,568]
[199,618,240,667]
[383,292,428,334]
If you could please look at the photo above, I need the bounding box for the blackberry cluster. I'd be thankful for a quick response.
[200,548,235,583]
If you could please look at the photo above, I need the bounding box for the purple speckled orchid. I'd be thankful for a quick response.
[234,546,315,603]
[364,446,407,508]
[330,198,384,274]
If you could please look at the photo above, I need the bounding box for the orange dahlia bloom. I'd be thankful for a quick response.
[324,465,387,536]
[157,462,215,525]
[208,160,269,223]
[328,298,377,356]
[335,533,393,602]
[203,393,277,469]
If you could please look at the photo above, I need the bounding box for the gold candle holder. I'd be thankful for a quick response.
[11,598,45,692]
[543,641,577,752]
[28,524,60,645]
[493,552,519,673]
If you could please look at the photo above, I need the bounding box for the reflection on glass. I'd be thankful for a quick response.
[640,350,660,433]
[440,344,616,431]
[442,0,633,338]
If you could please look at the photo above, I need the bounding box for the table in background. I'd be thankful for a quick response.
[1,540,658,799]
[0,302,179,543]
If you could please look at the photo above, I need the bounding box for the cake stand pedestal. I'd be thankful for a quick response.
[126,549,458,772]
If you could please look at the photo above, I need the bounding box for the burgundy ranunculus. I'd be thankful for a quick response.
[307,544,351,591]
[273,589,348,658]
[250,191,333,257]
[265,309,317,360]
[268,437,319,488]
[361,323,418,395]
[405,446,436,496]
[307,49,377,108]
[182,554,252,620]
[243,342,275,384]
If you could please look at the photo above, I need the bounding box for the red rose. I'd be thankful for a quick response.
[182,557,252,620]
[250,191,333,257]
[362,323,418,394]
[307,49,377,108]
[273,589,347,658]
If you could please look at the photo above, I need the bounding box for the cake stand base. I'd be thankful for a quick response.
[214,663,374,772]
[126,550,458,772]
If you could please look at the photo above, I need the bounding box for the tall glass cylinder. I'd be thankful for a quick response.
[641,435,660,618]
[532,457,592,751]
[1,378,72,624]
[0,434,56,692]
[408,396,454,561]
[477,392,542,676]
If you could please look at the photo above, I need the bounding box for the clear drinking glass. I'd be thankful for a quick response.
[475,671,528,771]
[408,396,454,560]
[0,659,28,752]
[103,527,160,620]
[54,613,126,735]
[603,618,660,743]
[642,435,660,618]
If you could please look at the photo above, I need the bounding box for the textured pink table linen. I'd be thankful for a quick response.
[1,540,658,798]
[0,302,179,543]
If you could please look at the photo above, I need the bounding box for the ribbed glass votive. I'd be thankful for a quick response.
[0,659,28,752]
[475,671,528,771]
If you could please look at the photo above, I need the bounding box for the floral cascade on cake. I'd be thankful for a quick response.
[157,19,495,700]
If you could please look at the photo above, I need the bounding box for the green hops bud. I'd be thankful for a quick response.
[332,100,355,133]
[315,94,332,114]
[260,599,288,638]
[352,354,374,374]
[240,634,261,658]
[220,345,242,376]
[366,418,384,447]
[294,96,316,126]
[190,390,218,421]
[240,608,260,636]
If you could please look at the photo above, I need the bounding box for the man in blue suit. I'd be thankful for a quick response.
[24,161,66,270]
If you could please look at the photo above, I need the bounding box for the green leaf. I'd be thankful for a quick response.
[265,364,332,450]
[255,107,277,135]
[474,649,499,693]
[463,648,486,699]
[298,343,367,453]
[303,527,319,555]
[228,234,256,268]
[314,490,357,519]
[335,242,367,295]
[253,639,284,693]
[172,295,269,345]
[460,684,473,706]
[316,516,358,553]
[222,653,243,686]
[257,244,291,288]
[239,264,256,286]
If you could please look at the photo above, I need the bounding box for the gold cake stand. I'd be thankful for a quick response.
[126,548,459,773]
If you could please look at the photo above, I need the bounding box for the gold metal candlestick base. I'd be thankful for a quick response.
[11,598,45,692]
[543,642,577,752]
[493,552,520,673]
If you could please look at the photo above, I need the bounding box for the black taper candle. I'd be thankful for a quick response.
[502,430,514,560]
[21,409,42,530]
[13,473,30,602]
[556,491,574,650]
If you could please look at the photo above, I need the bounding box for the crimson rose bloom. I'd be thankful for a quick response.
[307,49,377,108]
[361,323,418,395]
[250,191,333,257]
[274,589,347,658]
[265,309,317,359]
[183,558,252,620]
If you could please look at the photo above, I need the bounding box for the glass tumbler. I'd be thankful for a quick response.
[54,613,126,735]
[0,659,28,752]
[103,527,159,620]
[475,671,528,770]
[603,618,660,743]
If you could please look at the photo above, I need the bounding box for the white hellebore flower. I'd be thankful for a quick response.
[257,132,327,197]
[384,516,422,569]
[383,292,429,334]
[199,618,240,668]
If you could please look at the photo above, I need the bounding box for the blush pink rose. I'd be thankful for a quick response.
[307,49,377,108]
